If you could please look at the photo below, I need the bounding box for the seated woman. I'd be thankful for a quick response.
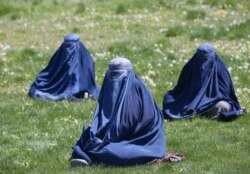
[28,33,99,101]
[70,57,166,167]
[162,43,245,121]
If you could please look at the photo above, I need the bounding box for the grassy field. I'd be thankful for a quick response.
[0,0,250,173]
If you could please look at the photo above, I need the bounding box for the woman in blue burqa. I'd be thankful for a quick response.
[28,33,99,101]
[70,57,166,166]
[163,43,245,121]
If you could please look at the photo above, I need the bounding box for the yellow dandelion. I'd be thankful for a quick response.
[121,22,128,27]
[216,9,227,15]
[148,15,159,22]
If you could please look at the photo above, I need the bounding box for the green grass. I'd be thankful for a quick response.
[0,0,250,173]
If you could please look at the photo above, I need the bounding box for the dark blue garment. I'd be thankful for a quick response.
[163,44,242,121]
[72,70,166,166]
[28,34,99,101]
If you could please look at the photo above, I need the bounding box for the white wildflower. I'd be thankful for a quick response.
[236,88,242,94]
[148,70,155,76]
[159,28,167,33]
[95,52,107,58]
[2,45,10,51]
[10,72,15,76]
[141,75,156,87]
[233,76,239,81]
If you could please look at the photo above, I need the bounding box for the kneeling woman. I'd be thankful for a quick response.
[29,33,99,101]
[162,43,245,121]
[71,58,166,166]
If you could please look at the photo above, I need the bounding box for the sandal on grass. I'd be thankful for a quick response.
[165,153,185,163]
[148,153,185,164]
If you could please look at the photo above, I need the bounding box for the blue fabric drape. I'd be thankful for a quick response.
[28,34,99,101]
[162,44,242,121]
[72,70,166,166]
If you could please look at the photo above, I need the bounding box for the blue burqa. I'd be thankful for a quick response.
[28,33,99,101]
[72,70,166,166]
[163,44,242,121]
